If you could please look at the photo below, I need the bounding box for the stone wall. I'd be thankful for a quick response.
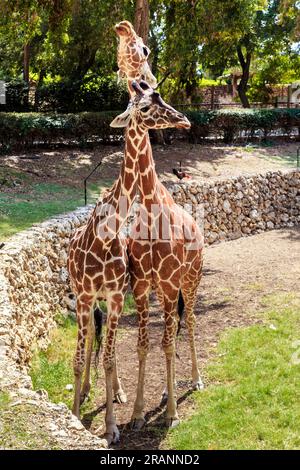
[0,206,92,367]
[171,170,300,244]
[0,206,111,449]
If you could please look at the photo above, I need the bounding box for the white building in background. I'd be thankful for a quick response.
[291,81,300,105]
[0,81,6,105]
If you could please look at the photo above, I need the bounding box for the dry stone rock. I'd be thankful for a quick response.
[171,169,299,245]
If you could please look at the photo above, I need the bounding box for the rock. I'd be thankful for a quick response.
[67,415,85,431]
[223,200,232,214]
[249,209,259,220]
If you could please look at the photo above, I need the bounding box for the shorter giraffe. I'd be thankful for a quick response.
[68,119,140,444]
[115,20,157,89]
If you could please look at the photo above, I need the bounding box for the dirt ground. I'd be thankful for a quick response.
[1,140,298,192]
[81,227,300,450]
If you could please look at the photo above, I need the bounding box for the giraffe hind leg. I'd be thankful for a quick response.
[161,296,180,427]
[131,282,151,430]
[102,292,124,445]
[72,297,94,418]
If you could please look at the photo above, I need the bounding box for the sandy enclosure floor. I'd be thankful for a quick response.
[1,141,298,192]
[80,227,300,450]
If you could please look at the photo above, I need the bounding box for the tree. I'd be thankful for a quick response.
[134,0,149,44]
[197,0,299,107]
[157,0,201,101]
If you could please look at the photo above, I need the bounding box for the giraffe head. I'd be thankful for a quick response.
[115,20,136,38]
[110,81,190,130]
[115,21,157,88]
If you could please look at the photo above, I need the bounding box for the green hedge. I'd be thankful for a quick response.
[0,112,121,151]
[186,108,300,143]
[0,108,299,151]
[35,76,128,112]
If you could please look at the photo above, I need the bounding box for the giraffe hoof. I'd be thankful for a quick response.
[131,417,146,431]
[165,417,180,428]
[105,425,120,445]
[193,380,204,391]
[114,390,127,404]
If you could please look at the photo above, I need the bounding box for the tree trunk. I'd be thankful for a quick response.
[23,43,30,84]
[236,44,251,108]
[70,48,98,82]
[134,0,149,44]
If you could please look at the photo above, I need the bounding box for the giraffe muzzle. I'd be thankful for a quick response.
[174,115,191,130]
[115,22,131,37]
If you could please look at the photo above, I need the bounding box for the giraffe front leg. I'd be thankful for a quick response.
[103,293,124,445]
[113,360,127,404]
[162,299,180,428]
[161,350,177,403]
[131,286,150,430]
[72,296,93,418]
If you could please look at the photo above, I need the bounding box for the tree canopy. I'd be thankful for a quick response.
[0,0,299,108]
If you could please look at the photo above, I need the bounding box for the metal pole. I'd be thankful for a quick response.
[297,147,300,169]
[83,160,103,205]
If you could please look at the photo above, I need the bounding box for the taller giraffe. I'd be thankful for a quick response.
[111,82,204,428]
[114,21,204,426]
[67,22,157,445]
[67,114,140,444]
[115,20,157,89]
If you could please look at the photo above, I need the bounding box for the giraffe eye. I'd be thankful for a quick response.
[141,106,150,113]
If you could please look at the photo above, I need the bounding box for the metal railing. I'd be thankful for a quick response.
[173,101,300,111]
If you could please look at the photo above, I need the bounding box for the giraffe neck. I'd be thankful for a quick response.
[90,122,144,243]
[137,131,167,207]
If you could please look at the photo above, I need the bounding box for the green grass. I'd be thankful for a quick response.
[0,182,83,241]
[0,391,60,449]
[29,313,102,413]
[30,314,81,408]
[242,144,298,167]
[0,390,10,407]
[0,172,113,241]
[29,294,134,411]
[165,293,300,450]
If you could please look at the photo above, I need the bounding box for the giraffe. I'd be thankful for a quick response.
[110,81,204,429]
[115,20,157,89]
[67,105,142,444]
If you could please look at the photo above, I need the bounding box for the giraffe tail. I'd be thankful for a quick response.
[93,305,104,368]
[177,289,185,336]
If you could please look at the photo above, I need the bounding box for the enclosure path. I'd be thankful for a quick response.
[82,227,300,450]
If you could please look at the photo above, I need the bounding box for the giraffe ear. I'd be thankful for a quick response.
[110,106,132,128]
